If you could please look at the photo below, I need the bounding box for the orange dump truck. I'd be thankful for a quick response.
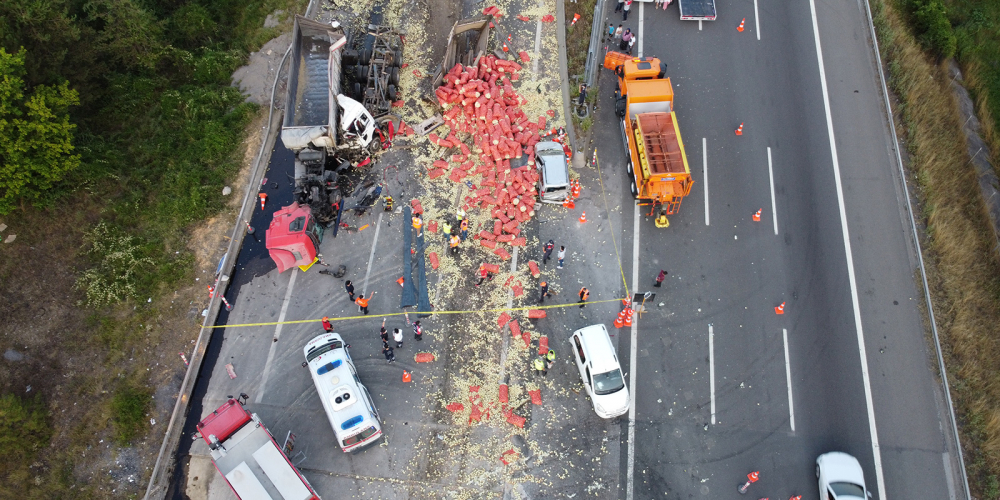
[605,52,693,228]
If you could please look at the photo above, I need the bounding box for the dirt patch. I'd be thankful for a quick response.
[231,33,294,107]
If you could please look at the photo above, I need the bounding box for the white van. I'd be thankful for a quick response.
[303,333,382,452]
[570,324,630,418]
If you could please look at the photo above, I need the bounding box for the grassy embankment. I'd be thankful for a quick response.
[874,0,1000,497]
[0,0,304,497]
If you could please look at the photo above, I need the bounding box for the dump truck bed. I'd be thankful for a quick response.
[678,0,716,20]
[636,112,686,175]
[282,16,346,151]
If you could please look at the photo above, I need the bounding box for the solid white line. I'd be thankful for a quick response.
[767,147,778,235]
[360,211,385,295]
[807,0,886,497]
[256,268,298,403]
[754,0,761,41]
[783,328,795,432]
[533,0,543,73]
[637,3,644,58]
[703,138,709,226]
[626,202,640,500]
[709,324,716,425]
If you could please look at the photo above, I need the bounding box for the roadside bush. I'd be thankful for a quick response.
[0,393,52,479]
[75,222,154,307]
[913,0,956,59]
[110,385,151,445]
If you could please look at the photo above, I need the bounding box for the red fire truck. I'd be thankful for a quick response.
[196,398,321,500]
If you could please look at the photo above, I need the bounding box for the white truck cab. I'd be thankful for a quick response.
[570,324,630,418]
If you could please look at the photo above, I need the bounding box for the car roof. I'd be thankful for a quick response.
[819,452,866,487]
[575,324,620,372]
[535,141,569,186]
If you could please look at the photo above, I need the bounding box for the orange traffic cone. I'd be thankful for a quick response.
[737,18,745,32]
[563,197,576,209]
[502,42,509,53]
[735,123,744,136]
[624,308,633,327]
[614,310,626,328]
[579,212,587,223]
[571,13,581,25]
[507,33,513,43]
[259,192,267,209]
[207,285,215,297]
[752,209,761,222]
[402,370,412,383]
[775,302,785,315]
[397,276,405,287]
[789,497,802,500]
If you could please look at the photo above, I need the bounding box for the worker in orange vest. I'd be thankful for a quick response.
[412,214,423,236]
[578,287,589,308]
[355,291,375,315]
[449,234,461,255]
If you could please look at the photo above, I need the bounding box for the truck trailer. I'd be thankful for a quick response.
[196,398,320,500]
[606,52,693,228]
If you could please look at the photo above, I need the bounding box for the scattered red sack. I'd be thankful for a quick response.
[541,14,555,22]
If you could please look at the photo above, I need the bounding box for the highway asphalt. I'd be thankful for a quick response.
[600,0,965,498]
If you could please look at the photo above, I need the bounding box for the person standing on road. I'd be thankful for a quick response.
[393,328,403,349]
[628,36,635,55]
[606,23,615,41]
[345,280,356,301]
[557,246,566,269]
[620,29,632,52]
[412,214,423,237]
[441,219,452,242]
[459,218,469,241]
[413,321,423,341]
[623,0,632,20]
[476,264,494,286]
[655,269,667,287]
[383,345,395,363]
[450,234,461,255]
[578,287,589,308]
[542,239,555,264]
[614,0,624,13]
[538,281,552,304]
[545,349,556,371]
[356,292,373,315]
[533,355,547,377]
[614,24,623,39]
[380,318,389,343]
[322,316,333,332]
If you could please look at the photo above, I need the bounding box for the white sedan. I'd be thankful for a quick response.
[816,452,871,500]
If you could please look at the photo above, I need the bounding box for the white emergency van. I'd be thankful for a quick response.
[570,324,630,418]
[303,333,382,452]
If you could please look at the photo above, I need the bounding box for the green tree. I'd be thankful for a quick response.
[0,48,80,214]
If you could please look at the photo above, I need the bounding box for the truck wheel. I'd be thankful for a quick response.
[387,84,397,101]
[615,97,627,118]
[390,66,400,85]
[360,48,373,64]
[630,180,638,197]
[352,82,362,100]
[356,65,369,82]
[343,49,359,65]
[392,49,403,67]
[627,160,633,175]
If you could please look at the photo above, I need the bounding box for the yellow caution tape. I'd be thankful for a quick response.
[205,298,628,329]
[592,151,631,299]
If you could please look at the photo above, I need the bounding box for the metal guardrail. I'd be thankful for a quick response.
[583,0,607,87]
[860,1,971,499]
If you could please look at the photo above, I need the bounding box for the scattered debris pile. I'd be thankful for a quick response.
[428,55,552,263]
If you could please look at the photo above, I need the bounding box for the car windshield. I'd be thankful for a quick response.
[306,339,343,363]
[593,369,625,395]
[830,482,866,498]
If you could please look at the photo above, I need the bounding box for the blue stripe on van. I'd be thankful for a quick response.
[316,359,342,375]
[341,415,363,430]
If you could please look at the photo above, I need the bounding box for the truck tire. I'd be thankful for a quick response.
[352,82,362,100]
[630,179,638,197]
[387,84,397,101]
[627,160,633,175]
[356,64,369,82]
[389,66,400,85]
[392,49,403,67]
[360,48,373,64]
[343,49,359,65]
[615,96,627,118]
